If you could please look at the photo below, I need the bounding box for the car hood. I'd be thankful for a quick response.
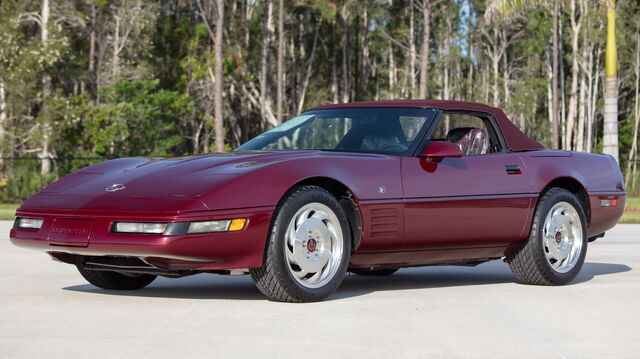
[20,151,313,213]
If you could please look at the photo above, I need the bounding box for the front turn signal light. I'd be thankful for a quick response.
[228,218,247,231]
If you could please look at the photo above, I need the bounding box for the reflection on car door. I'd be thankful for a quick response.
[401,152,534,251]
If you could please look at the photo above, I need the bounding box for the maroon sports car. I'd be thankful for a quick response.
[11,100,625,302]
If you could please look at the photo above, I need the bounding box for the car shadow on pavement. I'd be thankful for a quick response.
[572,262,631,284]
[63,275,265,301]
[62,261,631,301]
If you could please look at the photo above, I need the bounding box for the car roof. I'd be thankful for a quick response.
[308,100,544,152]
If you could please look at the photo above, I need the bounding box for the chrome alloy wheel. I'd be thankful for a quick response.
[284,202,344,289]
[542,201,584,274]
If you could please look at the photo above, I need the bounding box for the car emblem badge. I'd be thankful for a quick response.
[555,231,562,244]
[378,186,387,194]
[105,184,126,192]
[307,238,317,252]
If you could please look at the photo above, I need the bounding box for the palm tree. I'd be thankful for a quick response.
[602,0,618,163]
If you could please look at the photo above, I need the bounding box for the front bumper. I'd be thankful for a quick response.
[10,206,274,270]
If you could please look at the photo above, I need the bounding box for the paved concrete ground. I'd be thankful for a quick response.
[1,221,638,358]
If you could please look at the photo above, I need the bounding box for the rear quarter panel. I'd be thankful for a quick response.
[518,150,625,236]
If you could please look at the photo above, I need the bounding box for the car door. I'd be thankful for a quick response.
[401,111,534,251]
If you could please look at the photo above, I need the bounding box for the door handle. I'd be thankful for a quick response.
[505,165,521,175]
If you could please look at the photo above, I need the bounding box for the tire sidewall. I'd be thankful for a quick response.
[269,187,352,301]
[533,189,588,284]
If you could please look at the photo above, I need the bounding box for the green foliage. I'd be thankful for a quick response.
[0,203,19,220]
[619,197,640,224]
[58,79,188,158]
[0,161,56,203]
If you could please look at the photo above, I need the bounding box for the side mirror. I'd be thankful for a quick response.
[421,141,463,159]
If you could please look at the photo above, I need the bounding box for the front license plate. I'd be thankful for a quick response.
[48,219,94,247]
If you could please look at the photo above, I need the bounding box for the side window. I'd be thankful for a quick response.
[428,113,504,155]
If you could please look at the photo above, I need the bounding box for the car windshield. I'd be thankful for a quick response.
[236,107,436,155]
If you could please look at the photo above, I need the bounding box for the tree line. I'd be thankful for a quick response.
[0,0,639,202]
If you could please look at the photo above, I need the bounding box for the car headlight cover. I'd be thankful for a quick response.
[112,219,247,235]
[16,217,44,230]
[115,222,168,234]
[188,220,231,234]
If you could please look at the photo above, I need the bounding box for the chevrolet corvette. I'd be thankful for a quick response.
[10,100,625,302]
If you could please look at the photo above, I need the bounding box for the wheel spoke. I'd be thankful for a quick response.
[292,268,309,279]
[311,210,329,222]
[295,208,313,229]
[286,246,298,266]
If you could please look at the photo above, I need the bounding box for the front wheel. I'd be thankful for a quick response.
[508,187,587,285]
[250,186,351,302]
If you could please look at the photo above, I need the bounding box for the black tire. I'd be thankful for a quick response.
[350,268,398,276]
[76,266,156,290]
[250,185,352,302]
[507,187,588,285]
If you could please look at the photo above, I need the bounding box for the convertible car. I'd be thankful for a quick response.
[11,100,625,302]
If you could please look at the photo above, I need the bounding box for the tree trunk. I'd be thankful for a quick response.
[297,18,305,107]
[468,37,474,100]
[565,0,581,151]
[276,0,284,125]
[467,12,474,100]
[340,8,351,103]
[625,32,640,188]
[503,51,509,108]
[41,0,52,175]
[354,14,359,100]
[577,34,589,152]
[331,38,339,103]
[289,35,297,110]
[577,59,587,152]
[361,1,370,93]
[0,80,6,165]
[551,1,559,149]
[559,17,566,147]
[632,33,640,191]
[409,0,416,98]
[492,37,499,107]
[296,28,319,114]
[240,0,249,143]
[602,4,618,162]
[587,46,601,153]
[260,0,273,129]
[444,17,451,101]
[547,50,553,142]
[585,44,594,152]
[388,40,395,95]
[88,0,97,99]
[419,0,431,99]
[213,0,224,152]
[112,12,120,80]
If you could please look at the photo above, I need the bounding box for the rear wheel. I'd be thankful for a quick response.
[350,268,398,276]
[250,186,351,302]
[76,266,156,290]
[508,187,587,285]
